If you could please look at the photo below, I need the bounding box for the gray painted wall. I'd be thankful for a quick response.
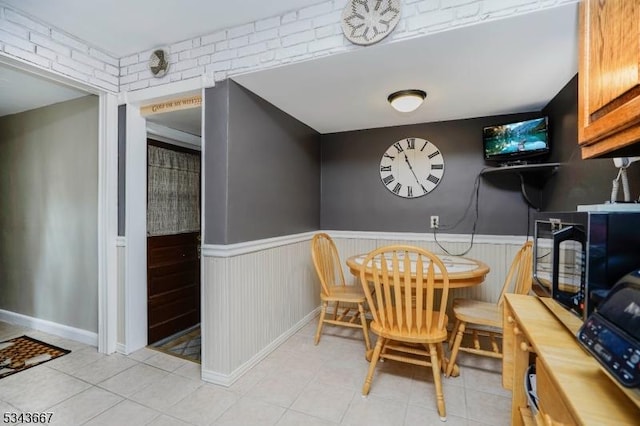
[0,95,99,332]
[204,80,321,244]
[321,76,640,236]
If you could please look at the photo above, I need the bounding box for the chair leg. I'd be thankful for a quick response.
[332,301,340,320]
[429,343,447,421]
[448,319,460,348]
[362,337,385,395]
[314,301,328,345]
[446,321,466,377]
[358,303,371,352]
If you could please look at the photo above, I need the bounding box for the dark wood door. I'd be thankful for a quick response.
[147,232,200,344]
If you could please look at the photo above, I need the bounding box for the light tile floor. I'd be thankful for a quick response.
[0,320,511,425]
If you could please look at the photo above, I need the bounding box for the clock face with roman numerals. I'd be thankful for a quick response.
[379,137,445,198]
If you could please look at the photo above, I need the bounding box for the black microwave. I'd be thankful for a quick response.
[533,211,640,320]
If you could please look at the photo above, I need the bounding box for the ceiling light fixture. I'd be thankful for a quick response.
[387,89,427,113]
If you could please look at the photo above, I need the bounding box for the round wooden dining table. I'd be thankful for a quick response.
[346,253,490,288]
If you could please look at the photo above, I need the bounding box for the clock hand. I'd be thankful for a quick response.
[403,153,422,185]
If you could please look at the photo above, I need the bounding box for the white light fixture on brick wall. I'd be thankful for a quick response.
[388,90,427,113]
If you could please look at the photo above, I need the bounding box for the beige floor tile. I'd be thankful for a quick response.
[276,410,339,426]
[408,373,468,418]
[172,360,201,380]
[129,373,201,411]
[289,380,355,423]
[147,414,192,426]
[404,403,467,425]
[212,396,285,426]
[245,368,315,408]
[126,347,158,362]
[0,366,91,412]
[462,366,511,398]
[47,386,122,426]
[83,400,160,426]
[143,350,189,372]
[72,353,138,384]
[341,394,408,426]
[46,346,106,375]
[465,390,511,426]
[0,400,21,426]
[166,384,238,426]
[98,363,168,397]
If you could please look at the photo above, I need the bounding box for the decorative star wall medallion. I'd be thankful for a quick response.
[341,0,402,46]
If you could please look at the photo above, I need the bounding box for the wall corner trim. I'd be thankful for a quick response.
[0,309,98,347]
[115,236,127,247]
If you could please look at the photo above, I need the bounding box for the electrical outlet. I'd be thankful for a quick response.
[430,215,439,229]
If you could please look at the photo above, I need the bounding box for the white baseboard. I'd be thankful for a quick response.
[201,307,320,387]
[0,309,98,347]
[115,342,128,354]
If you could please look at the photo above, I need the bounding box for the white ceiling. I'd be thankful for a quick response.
[0,1,579,136]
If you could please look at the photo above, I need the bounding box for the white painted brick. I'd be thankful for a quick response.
[260,51,275,63]
[198,56,211,65]
[0,17,29,38]
[442,0,480,7]
[127,61,148,74]
[231,55,259,69]
[72,50,106,70]
[313,10,342,27]
[275,44,308,60]
[280,20,312,36]
[35,45,57,60]
[191,44,215,57]
[88,47,118,66]
[228,23,254,39]
[206,60,232,73]
[52,62,91,82]
[86,75,117,92]
[215,40,229,51]
[129,79,150,91]
[282,29,315,47]
[171,39,194,53]
[120,73,138,84]
[406,9,455,31]
[282,11,297,24]
[175,58,198,71]
[214,71,227,81]
[255,16,280,31]
[299,2,333,19]
[237,42,267,57]
[4,45,49,68]
[105,63,119,75]
[58,55,94,75]
[484,0,537,12]
[149,77,168,87]
[30,33,70,55]
[170,73,183,82]
[416,0,441,13]
[308,34,343,52]
[1,29,34,52]
[212,49,237,62]
[201,31,226,45]
[456,2,482,19]
[229,36,249,49]
[181,66,204,79]
[94,69,119,86]
[5,10,49,35]
[315,24,336,39]
[250,28,279,44]
[51,30,88,53]
[120,54,139,67]
[267,39,282,50]
[179,50,191,61]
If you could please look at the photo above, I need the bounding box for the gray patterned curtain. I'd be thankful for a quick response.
[147,145,200,236]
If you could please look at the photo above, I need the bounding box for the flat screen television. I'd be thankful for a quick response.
[483,117,550,165]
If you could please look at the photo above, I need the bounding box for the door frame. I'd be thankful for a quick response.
[0,55,119,354]
[121,75,214,354]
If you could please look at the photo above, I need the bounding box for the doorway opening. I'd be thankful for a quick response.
[143,98,202,363]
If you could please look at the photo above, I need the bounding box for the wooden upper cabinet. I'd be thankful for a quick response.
[579,0,640,158]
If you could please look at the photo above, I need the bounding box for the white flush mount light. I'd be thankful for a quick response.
[388,90,427,113]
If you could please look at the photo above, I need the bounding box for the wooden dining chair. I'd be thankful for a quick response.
[311,233,371,351]
[359,245,450,421]
[446,241,533,377]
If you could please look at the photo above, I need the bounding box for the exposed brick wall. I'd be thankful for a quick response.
[0,3,119,92]
[0,0,577,94]
[119,0,579,93]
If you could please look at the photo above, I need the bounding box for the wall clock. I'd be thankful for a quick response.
[341,0,402,46]
[379,137,445,198]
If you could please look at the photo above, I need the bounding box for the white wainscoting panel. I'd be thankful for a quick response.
[116,245,126,351]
